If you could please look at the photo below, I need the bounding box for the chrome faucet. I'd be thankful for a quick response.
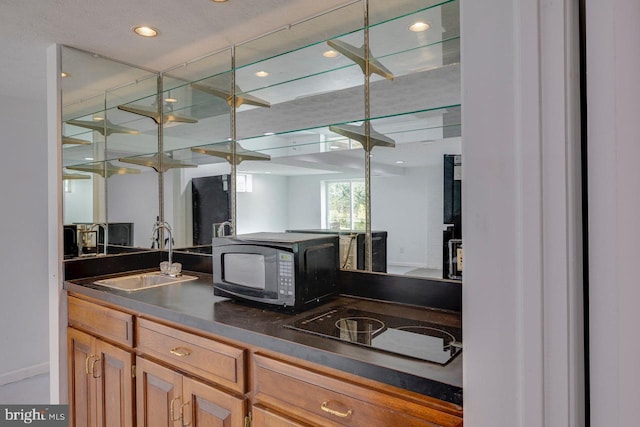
[152,221,176,276]
[90,223,108,256]
[217,221,232,237]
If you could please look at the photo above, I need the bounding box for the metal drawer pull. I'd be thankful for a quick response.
[91,357,101,378]
[321,401,353,418]
[169,347,192,357]
[85,355,95,375]
[181,401,191,426]
[170,396,182,422]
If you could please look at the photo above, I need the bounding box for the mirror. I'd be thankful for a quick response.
[368,0,461,279]
[59,0,462,281]
[61,46,160,257]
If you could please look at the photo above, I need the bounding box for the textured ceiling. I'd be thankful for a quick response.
[0,0,350,100]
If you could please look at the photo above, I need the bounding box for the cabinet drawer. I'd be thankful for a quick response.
[68,296,133,347]
[137,318,245,394]
[253,354,463,427]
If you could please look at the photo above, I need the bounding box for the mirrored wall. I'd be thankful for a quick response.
[60,0,461,281]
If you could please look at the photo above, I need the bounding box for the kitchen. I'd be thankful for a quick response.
[1,0,637,426]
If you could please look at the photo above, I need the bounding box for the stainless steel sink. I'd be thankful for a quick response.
[93,272,198,292]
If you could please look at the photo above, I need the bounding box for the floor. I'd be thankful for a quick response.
[0,374,50,404]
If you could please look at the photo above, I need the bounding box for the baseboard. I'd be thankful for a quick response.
[0,362,49,386]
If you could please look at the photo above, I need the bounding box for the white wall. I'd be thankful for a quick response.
[237,174,288,234]
[0,91,50,383]
[62,178,93,224]
[371,166,442,270]
[587,1,640,426]
[107,170,159,247]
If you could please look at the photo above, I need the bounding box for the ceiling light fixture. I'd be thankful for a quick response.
[395,160,405,164]
[263,132,275,136]
[133,26,159,37]
[92,116,104,121]
[165,97,177,103]
[255,71,269,77]
[323,50,339,58]
[61,72,69,78]
[211,0,229,2]
[409,21,431,32]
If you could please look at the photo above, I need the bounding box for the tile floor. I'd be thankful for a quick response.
[0,374,50,404]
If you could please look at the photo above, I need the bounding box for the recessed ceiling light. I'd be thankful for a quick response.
[61,72,69,78]
[84,157,94,161]
[133,26,159,37]
[210,0,229,2]
[263,132,275,136]
[395,160,405,164]
[409,21,431,32]
[323,50,339,58]
[92,116,104,121]
[255,71,269,77]
[330,145,340,150]
[165,97,177,103]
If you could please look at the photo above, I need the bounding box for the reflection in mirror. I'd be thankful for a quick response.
[369,0,461,279]
[161,49,233,249]
[233,2,367,272]
[61,46,159,256]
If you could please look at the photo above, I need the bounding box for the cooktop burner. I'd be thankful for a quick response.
[285,307,462,365]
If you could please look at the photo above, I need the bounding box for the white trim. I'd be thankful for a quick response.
[0,363,50,387]
[587,1,640,426]
[462,0,583,425]
[47,44,66,404]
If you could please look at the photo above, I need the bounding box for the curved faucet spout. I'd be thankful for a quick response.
[90,223,108,256]
[152,221,175,276]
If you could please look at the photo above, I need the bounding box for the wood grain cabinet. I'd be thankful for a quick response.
[136,356,245,427]
[67,301,135,427]
[252,353,463,427]
[136,318,246,427]
[67,294,462,427]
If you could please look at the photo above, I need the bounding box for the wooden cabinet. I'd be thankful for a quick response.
[252,353,463,427]
[67,327,134,427]
[137,317,245,394]
[67,293,462,427]
[136,318,246,426]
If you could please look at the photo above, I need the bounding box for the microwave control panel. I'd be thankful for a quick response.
[278,252,295,297]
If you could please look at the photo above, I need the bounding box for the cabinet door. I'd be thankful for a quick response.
[68,328,96,427]
[136,357,183,427]
[94,339,135,427]
[182,376,245,427]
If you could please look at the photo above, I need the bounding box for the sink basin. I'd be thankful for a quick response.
[94,272,198,292]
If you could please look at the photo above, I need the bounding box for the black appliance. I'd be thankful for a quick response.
[443,154,462,280]
[63,225,78,259]
[192,174,231,245]
[213,232,339,311]
[286,306,462,365]
[287,229,387,273]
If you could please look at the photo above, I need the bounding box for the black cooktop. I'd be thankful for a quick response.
[285,307,462,366]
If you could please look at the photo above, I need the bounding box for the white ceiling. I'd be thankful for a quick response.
[0,0,350,100]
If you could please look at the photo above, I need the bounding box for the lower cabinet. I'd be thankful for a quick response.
[136,356,245,427]
[67,327,135,427]
[252,353,463,427]
[67,294,462,427]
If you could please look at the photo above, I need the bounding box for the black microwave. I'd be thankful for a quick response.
[212,232,340,311]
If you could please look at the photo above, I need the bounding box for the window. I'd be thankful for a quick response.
[325,179,365,230]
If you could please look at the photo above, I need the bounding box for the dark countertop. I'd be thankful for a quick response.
[65,270,463,407]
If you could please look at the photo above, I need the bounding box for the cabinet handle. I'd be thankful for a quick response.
[321,401,353,418]
[170,396,182,422]
[169,347,192,357]
[85,355,95,375]
[91,357,101,379]
[181,401,191,426]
